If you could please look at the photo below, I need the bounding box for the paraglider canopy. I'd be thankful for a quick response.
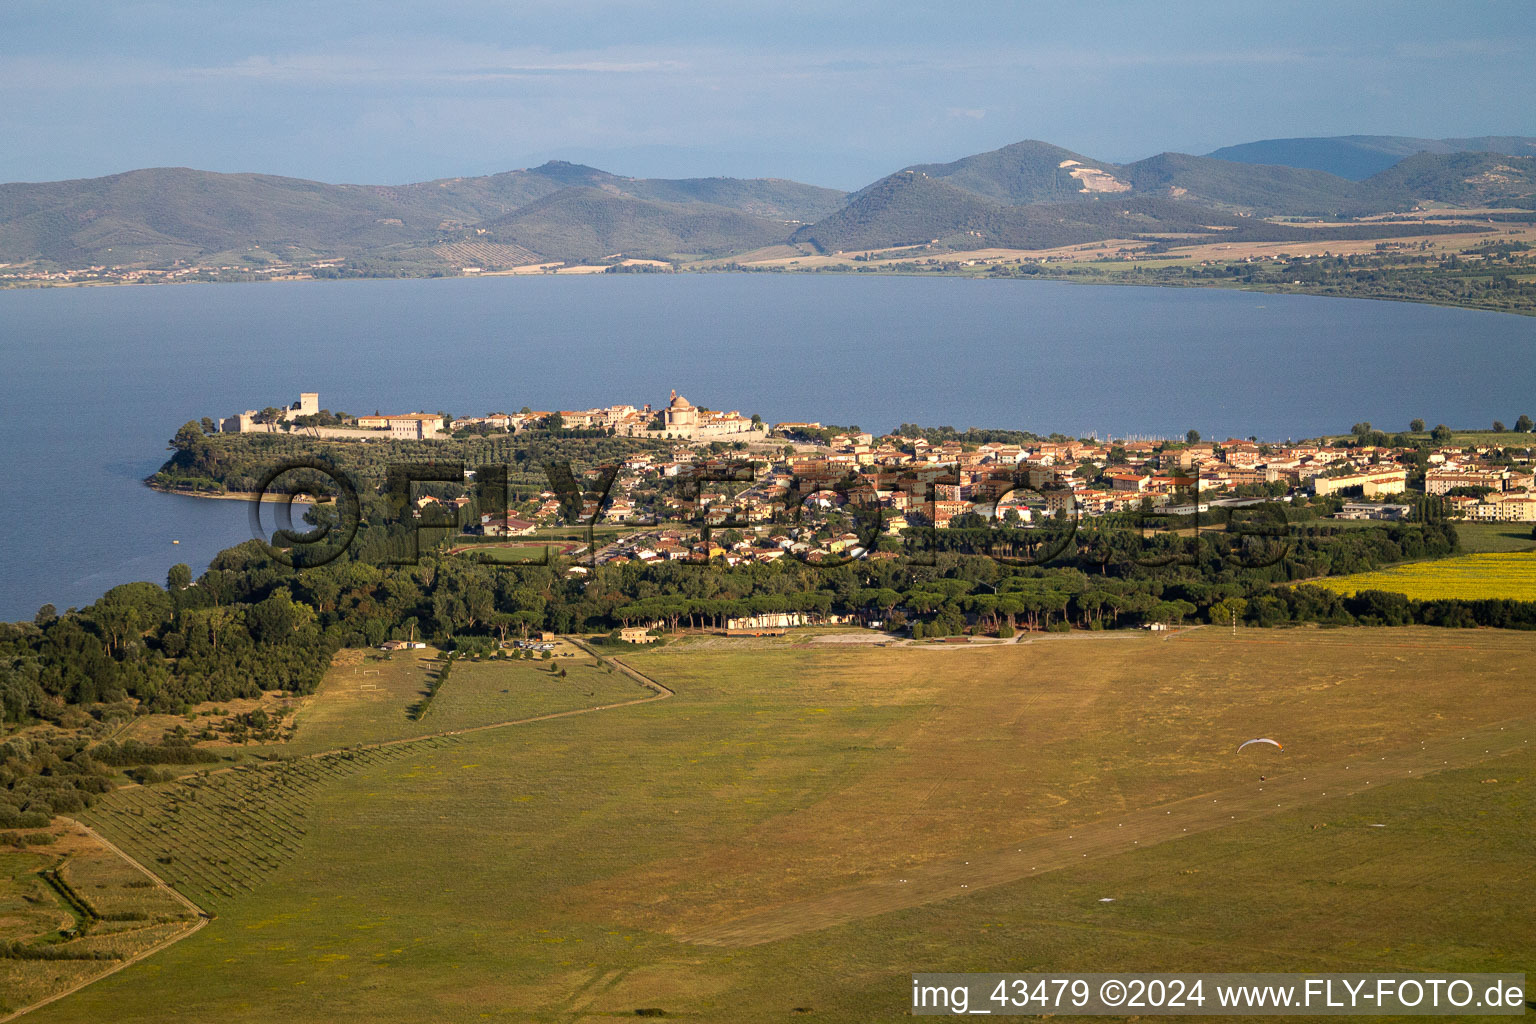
[1237,738,1283,753]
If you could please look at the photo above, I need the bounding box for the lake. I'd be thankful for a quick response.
[1,274,1533,620]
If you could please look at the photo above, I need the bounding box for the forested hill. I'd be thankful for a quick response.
[3,135,1534,270]
[786,141,1534,254]
[1207,135,1536,181]
[790,175,1266,253]
[480,187,792,261]
[1363,151,1536,208]
[894,140,1118,205]
[884,141,1401,216]
[0,162,845,267]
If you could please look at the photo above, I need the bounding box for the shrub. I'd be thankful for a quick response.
[127,766,176,785]
[0,940,115,961]
[91,740,219,767]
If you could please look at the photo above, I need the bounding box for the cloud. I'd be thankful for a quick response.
[10,30,1531,97]
[190,46,689,84]
[1,12,1531,186]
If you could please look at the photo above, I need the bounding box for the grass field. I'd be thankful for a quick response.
[77,739,464,910]
[277,645,644,754]
[1457,521,1536,553]
[464,544,566,564]
[22,629,1536,1022]
[68,646,654,913]
[1441,431,1536,448]
[0,646,655,1016]
[1315,551,1536,601]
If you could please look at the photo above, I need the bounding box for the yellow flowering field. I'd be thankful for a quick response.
[1316,552,1536,601]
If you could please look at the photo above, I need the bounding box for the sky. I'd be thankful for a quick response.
[3,1,1534,190]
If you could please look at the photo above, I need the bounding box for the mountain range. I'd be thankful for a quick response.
[2,135,1533,269]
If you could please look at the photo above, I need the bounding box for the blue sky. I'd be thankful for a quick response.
[3,1,1533,189]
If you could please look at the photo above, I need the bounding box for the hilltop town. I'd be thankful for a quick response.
[204,391,1536,575]
[218,390,766,442]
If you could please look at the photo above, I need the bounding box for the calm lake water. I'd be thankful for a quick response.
[1,274,1533,619]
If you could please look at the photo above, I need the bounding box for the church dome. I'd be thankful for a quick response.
[668,390,693,410]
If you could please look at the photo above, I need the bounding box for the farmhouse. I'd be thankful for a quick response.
[619,626,658,644]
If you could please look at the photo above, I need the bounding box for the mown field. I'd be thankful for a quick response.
[1315,551,1536,601]
[25,629,1536,1022]
[465,544,568,564]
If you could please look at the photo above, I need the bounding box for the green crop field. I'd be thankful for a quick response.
[25,629,1536,1022]
[1443,431,1536,448]
[1315,551,1536,601]
[1456,521,1536,553]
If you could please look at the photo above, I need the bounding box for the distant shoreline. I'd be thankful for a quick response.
[146,483,317,503]
[4,266,1531,318]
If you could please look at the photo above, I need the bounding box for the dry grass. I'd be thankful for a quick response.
[106,692,298,749]
[588,629,1536,941]
[29,629,1536,1023]
[276,645,647,754]
[280,646,441,752]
